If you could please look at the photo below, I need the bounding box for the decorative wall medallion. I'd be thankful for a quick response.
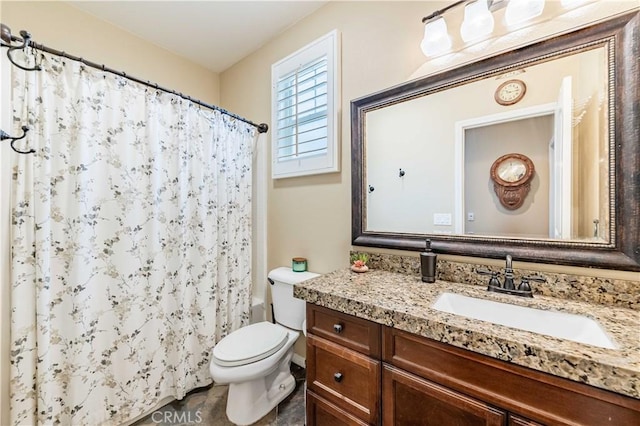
[490,153,535,210]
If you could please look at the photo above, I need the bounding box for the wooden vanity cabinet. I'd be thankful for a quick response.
[305,304,640,426]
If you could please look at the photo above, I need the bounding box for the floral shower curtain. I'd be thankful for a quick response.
[9,52,256,425]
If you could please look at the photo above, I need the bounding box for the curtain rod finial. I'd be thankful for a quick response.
[1,23,12,45]
[257,123,269,133]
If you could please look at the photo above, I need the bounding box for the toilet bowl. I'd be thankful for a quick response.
[209,267,319,425]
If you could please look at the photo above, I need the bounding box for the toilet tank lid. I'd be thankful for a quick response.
[268,267,320,285]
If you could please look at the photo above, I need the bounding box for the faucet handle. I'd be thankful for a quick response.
[477,268,501,289]
[517,275,545,293]
[476,268,494,276]
[522,275,546,283]
[517,279,532,292]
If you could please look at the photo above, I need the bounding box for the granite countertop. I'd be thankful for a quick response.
[293,268,640,399]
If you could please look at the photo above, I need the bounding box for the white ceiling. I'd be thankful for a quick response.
[68,1,328,73]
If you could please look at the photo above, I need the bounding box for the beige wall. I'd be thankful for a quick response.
[0,1,220,104]
[0,2,220,424]
[221,1,434,273]
[219,2,639,357]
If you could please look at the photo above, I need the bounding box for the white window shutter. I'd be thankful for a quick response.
[271,30,340,179]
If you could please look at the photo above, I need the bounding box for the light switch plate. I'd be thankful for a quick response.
[433,213,452,226]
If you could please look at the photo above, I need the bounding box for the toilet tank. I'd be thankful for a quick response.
[268,267,319,330]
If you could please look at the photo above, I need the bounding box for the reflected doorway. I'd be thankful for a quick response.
[454,103,563,239]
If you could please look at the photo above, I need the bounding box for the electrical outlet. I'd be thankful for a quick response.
[467,212,475,221]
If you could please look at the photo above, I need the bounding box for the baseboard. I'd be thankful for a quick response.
[292,353,306,368]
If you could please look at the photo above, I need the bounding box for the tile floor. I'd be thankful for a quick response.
[133,364,306,426]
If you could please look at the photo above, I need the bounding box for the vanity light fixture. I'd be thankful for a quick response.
[420,0,567,58]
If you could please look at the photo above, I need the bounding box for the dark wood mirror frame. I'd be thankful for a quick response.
[351,12,639,271]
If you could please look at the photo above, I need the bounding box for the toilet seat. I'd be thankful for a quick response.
[212,322,288,367]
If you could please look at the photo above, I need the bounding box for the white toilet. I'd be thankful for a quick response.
[209,267,319,425]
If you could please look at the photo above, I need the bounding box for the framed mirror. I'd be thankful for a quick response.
[351,12,639,271]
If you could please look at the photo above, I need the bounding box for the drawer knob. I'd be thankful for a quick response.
[333,323,343,333]
[334,372,343,383]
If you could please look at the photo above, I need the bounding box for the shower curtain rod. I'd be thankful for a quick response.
[0,23,269,134]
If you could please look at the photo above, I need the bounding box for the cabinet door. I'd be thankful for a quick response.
[383,365,506,426]
[307,390,370,426]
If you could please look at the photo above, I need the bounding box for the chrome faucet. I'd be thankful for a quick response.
[476,255,545,298]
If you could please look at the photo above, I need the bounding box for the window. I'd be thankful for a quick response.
[271,30,340,179]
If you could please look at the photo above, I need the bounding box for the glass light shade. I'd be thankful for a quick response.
[420,17,452,57]
[460,0,495,43]
[505,0,545,26]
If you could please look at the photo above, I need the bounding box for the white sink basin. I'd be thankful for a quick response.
[432,293,616,349]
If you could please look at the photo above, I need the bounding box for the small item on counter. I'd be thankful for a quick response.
[350,252,370,273]
[292,257,307,272]
[420,239,437,283]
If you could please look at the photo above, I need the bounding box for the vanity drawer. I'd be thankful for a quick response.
[307,303,381,357]
[307,334,380,424]
[306,390,370,426]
